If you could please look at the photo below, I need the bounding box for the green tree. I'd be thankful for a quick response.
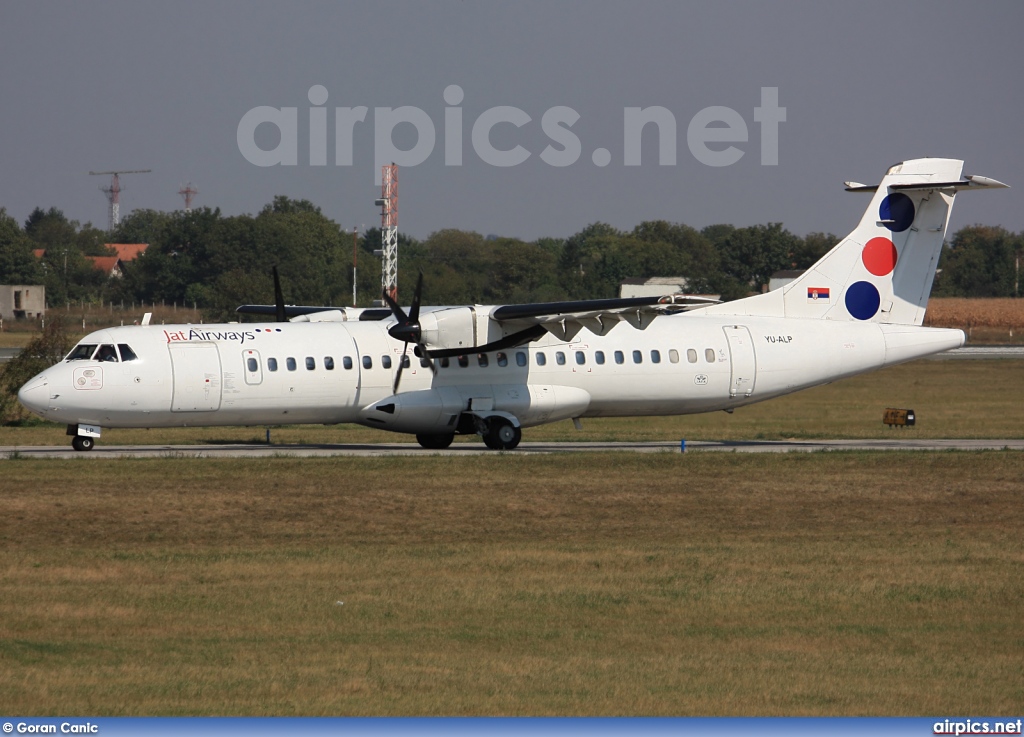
[791,232,838,270]
[935,226,1018,297]
[716,222,799,294]
[0,208,42,286]
[0,316,72,423]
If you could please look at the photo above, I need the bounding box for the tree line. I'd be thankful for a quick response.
[1,199,1021,322]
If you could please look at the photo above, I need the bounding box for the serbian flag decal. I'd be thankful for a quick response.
[807,287,830,303]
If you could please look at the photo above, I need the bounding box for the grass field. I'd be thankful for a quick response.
[1,452,1022,715]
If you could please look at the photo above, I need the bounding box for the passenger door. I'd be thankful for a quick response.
[169,342,222,411]
[723,325,756,397]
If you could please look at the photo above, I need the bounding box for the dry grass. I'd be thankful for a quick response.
[1,452,1022,715]
[926,298,1024,342]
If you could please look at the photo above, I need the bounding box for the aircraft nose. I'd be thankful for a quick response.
[17,374,51,415]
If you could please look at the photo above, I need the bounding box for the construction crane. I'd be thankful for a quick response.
[89,169,152,230]
[374,163,398,304]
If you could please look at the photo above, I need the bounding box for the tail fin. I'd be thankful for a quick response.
[705,158,1008,325]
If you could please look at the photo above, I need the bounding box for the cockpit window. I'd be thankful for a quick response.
[67,344,98,361]
[118,344,138,362]
[95,344,119,362]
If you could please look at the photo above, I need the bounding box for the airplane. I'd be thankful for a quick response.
[17,157,1008,452]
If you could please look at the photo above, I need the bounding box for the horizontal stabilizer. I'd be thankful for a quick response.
[846,174,1009,193]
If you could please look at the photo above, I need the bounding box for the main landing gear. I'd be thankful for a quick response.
[416,433,455,450]
[481,416,522,451]
[414,415,523,451]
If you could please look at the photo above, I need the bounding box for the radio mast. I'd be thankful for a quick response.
[375,163,398,303]
[89,169,152,230]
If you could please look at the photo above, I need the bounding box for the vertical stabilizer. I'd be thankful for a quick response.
[702,158,1007,325]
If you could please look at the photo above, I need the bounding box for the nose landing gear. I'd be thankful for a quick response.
[67,424,101,452]
[71,436,95,452]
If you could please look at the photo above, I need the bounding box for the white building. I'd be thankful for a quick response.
[0,285,46,320]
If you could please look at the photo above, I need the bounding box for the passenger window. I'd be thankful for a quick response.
[343,356,353,370]
[117,344,138,362]
[632,350,642,364]
[306,357,316,370]
[67,344,98,361]
[614,350,624,364]
[440,357,450,368]
[555,351,566,365]
[595,350,605,365]
[287,357,297,371]
[705,348,716,363]
[669,349,679,364]
[651,350,661,364]
[496,352,508,367]
[247,357,258,372]
[96,344,118,362]
[420,357,431,368]
[575,351,585,365]
[362,356,372,369]
[536,352,547,366]
[324,357,335,370]
[516,351,527,367]
[477,353,489,367]
[687,349,698,363]
[400,354,410,369]
[268,357,279,372]
[382,355,392,369]
[458,355,469,368]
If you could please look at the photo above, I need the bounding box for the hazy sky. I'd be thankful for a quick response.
[1,1,1021,241]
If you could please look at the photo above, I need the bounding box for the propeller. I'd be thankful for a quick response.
[382,271,436,393]
[272,266,287,323]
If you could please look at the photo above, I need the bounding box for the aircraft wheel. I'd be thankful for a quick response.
[483,418,521,451]
[416,433,455,450]
[71,436,95,452]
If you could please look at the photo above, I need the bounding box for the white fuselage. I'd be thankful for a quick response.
[17,314,964,435]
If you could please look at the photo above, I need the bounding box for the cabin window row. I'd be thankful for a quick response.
[434,347,718,368]
[259,354,431,372]
[253,346,718,374]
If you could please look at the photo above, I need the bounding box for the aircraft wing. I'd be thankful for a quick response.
[487,294,719,341]
[236,293,720,353]
[235,304,392,321]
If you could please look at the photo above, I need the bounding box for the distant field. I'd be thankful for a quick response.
[1,452,1020,715]
[3,358,1022,448]
[925,298,1024,344]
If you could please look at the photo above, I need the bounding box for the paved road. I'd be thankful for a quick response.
[2,438,1022,459]
[926,346,1024,359]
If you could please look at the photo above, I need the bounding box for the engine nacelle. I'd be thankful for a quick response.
[418,306,524,352]
[358,383,592,435]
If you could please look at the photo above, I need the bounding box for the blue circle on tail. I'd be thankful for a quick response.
[879,193,915,232]
[845,281,880,320]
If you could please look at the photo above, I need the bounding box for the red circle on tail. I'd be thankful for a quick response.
[862,237,898,276]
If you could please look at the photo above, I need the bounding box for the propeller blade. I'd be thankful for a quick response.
[393,341,410,394]
[273,266,287,323]
[416,343,437,375]
[386,272,430,363]
[408,271,424,324]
